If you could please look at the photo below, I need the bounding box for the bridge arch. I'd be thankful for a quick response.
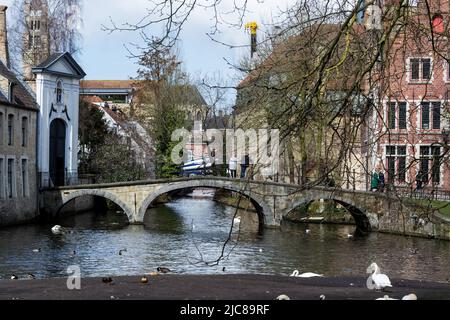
[55,189,134,222]
[136,180,271,227]
[284,195,372,233]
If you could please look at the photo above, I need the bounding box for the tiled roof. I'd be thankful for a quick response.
[80,80,142,90]
[0,60,39,111]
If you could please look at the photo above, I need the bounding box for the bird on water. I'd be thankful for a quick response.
[157,267,171,274]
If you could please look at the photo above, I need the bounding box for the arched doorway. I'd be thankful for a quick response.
[50,119,66,186]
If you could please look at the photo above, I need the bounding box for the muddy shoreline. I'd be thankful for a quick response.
[0,274,449,300]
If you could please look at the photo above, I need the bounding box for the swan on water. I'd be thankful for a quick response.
[233,217,241,225]
[290,270,324,278]
[32,248,41,253]
[305,229,310,234]
[347,234,354,239]
[366,263,392,290]
[319,295,326,300]
[276,294,290,300]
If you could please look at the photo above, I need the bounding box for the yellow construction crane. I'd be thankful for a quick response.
[245,21,259,58]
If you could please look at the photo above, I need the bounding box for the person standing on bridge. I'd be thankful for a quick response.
[378,171,385,192]
[229,154,238,178]
[371,170,379,192]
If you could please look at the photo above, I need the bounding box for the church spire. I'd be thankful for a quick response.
[22,0,50,81]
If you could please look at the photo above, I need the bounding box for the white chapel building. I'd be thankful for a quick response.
[32,53,86,187]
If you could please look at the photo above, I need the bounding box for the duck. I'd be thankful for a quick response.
[119,249,127,256]
[10,275,18,280]
[27,274,36,280]
[276,294,290,300]
[319,295,326,300]
[305,229,311,234]
[32,248,41,253]
[290,270,324,278]
[402,293,418,300]
[102,277,113,284]
[157,267,171,274]
[366,263,392,291]
[233,216,241,225]
[347,234,354,239]
[140,276,149,284]
[51,225,64,235]
[410,248,419,255]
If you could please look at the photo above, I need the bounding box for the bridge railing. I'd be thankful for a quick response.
[391,186,450,201]
[39,171,97,189]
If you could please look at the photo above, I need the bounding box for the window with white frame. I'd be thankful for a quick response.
[419,146,441,184]
[409,58,431,81]
[386,145,407,183]
[387,101,407,129]
[420,101,441,130]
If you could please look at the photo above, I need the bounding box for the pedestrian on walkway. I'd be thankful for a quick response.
[378,171,385,192]
[371,170,379,192]
[229,155,238,178]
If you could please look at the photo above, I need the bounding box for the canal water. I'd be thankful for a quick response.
[0,195,449,282]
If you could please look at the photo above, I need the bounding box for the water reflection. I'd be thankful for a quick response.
[0,197,449,282]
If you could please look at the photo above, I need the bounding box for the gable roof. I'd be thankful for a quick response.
[32,52,86,79]
[0,60,39,111]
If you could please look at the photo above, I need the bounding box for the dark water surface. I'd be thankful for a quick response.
[0,197,449,282]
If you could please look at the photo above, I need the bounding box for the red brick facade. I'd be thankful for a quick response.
[374,0,450,192]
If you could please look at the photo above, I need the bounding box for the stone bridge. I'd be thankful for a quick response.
[40,177,450,240]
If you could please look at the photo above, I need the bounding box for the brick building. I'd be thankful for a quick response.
[371,0,450,193]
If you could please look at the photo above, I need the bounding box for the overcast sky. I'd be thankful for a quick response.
[4,0,295,107]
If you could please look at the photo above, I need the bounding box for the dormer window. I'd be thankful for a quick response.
[432,14,444,33]
[56,81,63,104]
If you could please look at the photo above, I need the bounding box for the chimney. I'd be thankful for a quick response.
[0,5,10,68]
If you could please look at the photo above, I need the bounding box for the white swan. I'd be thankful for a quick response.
[51,225,64,235]
[402,293,418,300]
[347,234,354,239]
[290,270,324,278]
[376,293,417,300]
[366,263,392,290]
[305,229,311,234]
[233,217,241,225]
